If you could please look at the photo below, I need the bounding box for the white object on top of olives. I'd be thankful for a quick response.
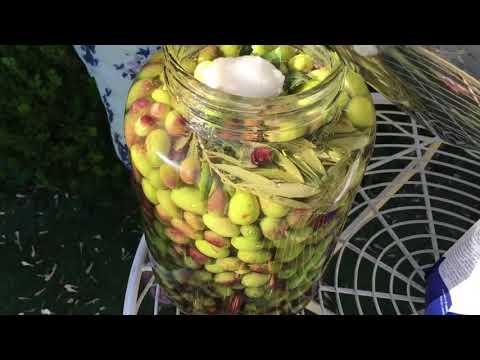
[198,56,285,98]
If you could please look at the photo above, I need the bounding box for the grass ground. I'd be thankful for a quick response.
[0,45,144,314]
[0,183,143,314]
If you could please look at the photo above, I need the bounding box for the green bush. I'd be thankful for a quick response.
[0,45,129,197]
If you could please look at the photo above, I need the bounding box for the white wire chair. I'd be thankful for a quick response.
[123,93,480,315]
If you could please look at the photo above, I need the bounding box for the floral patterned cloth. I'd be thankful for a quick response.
[74,45,163,168]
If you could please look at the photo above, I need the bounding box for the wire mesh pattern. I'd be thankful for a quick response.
[124,97,480,315]
[317,105,480,315]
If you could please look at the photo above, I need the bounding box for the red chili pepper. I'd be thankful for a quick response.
[251,147,273,166]
[227,294,244,314]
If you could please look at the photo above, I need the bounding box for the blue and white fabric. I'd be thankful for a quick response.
[74,45,162,168]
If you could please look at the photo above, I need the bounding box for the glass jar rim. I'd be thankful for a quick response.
[163,45,345,116]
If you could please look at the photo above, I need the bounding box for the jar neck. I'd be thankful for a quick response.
[163,45,346,140]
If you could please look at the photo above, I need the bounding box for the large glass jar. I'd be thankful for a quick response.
[124,45,376,314]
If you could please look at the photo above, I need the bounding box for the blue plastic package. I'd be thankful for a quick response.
[425,219,480,315]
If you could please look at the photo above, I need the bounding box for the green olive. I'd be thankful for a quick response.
[159,163,179,189]
[251,45,275,56]
[156,189,182,219]
[309,66,332,83]
[203,213,240,237]
[245,287,265,299]
[171,187,207,215]
[142,178,159,204]
[259,217,287,241]
[126,80,156,109]
[288,54,314,73]
[264,46,297,62]
[240,225,262,241]
[214,272,237,284]
[337,91,351,111]
[241,273,270,288]
[204,262,224,274]
[216,257,243,272]
[195,240,229,259]
[237,250,271,264]
[296,80,321,94]
[219,45,241,57]
[137,63,164,80]
[259,197,289,218]
[265,125,307,143]
[151,89,171,105]
[130,144,153,178]
[344,70,370,97]
[228,191,260,226]
[231,236,264,251]
[147,170,168,190]
[145,129,170,167]
[345,96,376,129]
[214,285,234,297]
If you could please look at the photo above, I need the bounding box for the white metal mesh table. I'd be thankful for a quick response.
[123,94,480,315]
